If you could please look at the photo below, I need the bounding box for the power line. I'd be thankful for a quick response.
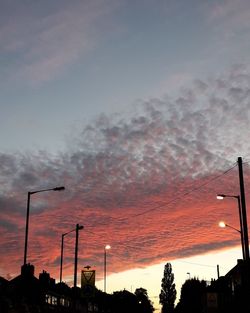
[78,163,240,267]
[111,162,237,222]
[175,260,221,269]
[79,162,239,264]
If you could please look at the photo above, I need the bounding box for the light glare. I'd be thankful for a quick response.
[219,221,226,228]
[217,195,224,200]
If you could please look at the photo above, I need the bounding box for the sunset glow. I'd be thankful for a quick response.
[1,1,250,311]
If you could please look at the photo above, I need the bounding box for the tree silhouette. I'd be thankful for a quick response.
[159,263,176,313]
[135,287,154,313]
[111,290,137,313]
[174,278,206,313]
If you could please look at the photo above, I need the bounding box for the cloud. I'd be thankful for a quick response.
[209,0,250,26]
[200,0,250,64]
[0,0,120,84]
[0,66,250,283]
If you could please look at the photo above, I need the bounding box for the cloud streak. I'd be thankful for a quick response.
[0,0,119,84]
[0,66,250,283]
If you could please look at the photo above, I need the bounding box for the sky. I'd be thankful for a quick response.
[1,0,250,310]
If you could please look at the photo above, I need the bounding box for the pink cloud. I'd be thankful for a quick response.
[0,66,250,283]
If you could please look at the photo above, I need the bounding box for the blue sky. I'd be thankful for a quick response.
[2,0,250,152]
[1,0,250,310]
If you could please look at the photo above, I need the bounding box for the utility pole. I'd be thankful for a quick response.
[217,265,220,279]
[236,195,246,260]
[238,157,250,260]
[74,224,84,288]
[24,192,31,265]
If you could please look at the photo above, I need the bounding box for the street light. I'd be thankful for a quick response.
[104,245,111,293]
[73,224,84,289]
[219,221,241,233]
[60,228,76,283]
[217,194,245,260]
[218,220,244,261]
[23,186,65,265]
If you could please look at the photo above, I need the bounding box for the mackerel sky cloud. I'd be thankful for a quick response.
[1,66,250,282]
[2,2,250,304]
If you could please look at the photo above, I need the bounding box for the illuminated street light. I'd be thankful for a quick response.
[104,245,111,293]
[216,195,225,200]
[23,186,65,265]
[219,221,226,228]
[219,221,241,234]
[217,194,245,260]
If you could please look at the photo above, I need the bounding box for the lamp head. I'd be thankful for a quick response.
[217,194,225,200]
[78,225,84,230]
[105,245,111,250]
[219,221,226,228]
[53,186,65,191]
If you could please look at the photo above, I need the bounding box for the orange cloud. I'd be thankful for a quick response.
[0,66,250,285]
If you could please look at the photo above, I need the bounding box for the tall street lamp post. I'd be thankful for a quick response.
[104,245,111,293]
[23,186,65,265]
[217,194,245,260]
[73,224,84,289]
[60,228,76,283]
